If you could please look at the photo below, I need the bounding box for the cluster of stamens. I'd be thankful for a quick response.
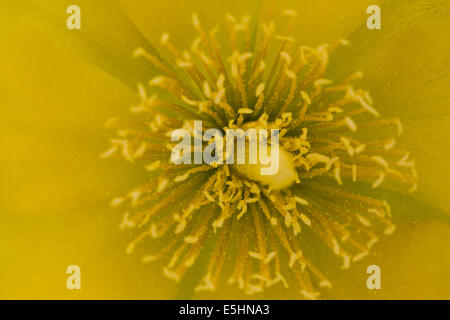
[102,10,417,299]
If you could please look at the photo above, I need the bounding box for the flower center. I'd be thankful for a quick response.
[231,143,299,190]
[102,10,418,298]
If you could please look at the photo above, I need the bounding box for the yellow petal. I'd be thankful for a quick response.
[3,0,167,88]
[329,0,450,213]
[0,204,175,299]
[0,22,136,216]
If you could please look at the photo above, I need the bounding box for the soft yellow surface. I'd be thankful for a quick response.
[0,0,449,299]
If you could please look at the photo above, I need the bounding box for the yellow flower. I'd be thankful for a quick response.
[0,0,449,299]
